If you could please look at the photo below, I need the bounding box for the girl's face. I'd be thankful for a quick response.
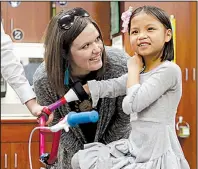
[129,12,171,58]
[70,23,103,76]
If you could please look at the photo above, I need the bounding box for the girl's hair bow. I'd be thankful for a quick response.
[121,6,133,33]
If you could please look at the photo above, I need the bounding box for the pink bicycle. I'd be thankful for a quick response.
[38,108,99,166]
[31,82,98,167]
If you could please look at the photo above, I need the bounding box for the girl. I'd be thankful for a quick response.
[72,5,190,169]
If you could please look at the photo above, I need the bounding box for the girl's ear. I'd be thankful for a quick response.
[165,29,172,42]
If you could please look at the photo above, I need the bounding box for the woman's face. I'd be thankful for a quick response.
[129,12,171,58]
[70,23,104,77]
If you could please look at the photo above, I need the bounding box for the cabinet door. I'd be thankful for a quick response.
[39,142,55,168]
[10,143,29,169]
[1,2,8,31]
[29,142,41,169]
[2,2,50,43]
[10,142,44,169]
[1,143,11,169]
[179,2,197,168]
[31,142,55,168]
[10,142,54,169]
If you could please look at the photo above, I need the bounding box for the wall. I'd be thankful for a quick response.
[1,2,50,43]
[55,1,111,46]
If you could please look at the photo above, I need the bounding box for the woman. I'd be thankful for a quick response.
[33,8,131,169]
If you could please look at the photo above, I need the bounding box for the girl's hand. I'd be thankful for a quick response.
[127,53,143,72]
[126,53,143,88]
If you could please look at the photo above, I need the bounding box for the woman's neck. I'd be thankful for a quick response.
[71,69,91,79]
[70,70,94,85]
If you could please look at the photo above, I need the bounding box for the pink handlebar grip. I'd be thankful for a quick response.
[48,97,67,112]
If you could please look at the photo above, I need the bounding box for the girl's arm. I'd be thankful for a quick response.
[83,74,128,107]
[122,63,182,114]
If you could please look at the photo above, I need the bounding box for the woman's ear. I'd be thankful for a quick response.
[165,29,172,42]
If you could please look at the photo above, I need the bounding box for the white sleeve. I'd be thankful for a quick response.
[122,64,181,114]
[1,23,36,104]
[87,74,128,107]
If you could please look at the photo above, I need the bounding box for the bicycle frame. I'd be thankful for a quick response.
[37,83,88,165]
[38,97,67,165]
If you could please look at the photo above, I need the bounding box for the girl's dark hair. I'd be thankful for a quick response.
[128,6,174,61]
[43,8,107,96]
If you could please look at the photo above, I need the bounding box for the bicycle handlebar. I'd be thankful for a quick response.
[39,110,99,165]
[49,110,99,132]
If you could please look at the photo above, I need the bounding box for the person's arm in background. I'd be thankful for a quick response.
[1,23,43,116]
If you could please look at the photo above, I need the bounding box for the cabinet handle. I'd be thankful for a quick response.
[14,153,17,168]
[2,18,4,27]
[185,68,188,81]
[10,18,14,32]
[193,68,196,81]
[5,154,8,168]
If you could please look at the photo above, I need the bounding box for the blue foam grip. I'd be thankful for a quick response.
[67,110,99,127]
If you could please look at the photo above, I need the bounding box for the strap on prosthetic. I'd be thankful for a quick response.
[72,81,89,101]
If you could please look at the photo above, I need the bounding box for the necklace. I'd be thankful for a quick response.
[140,56,146,74]
[140,65,146,74]
[74,96,93,112]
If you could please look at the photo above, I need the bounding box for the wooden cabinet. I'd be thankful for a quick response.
[1,2,50,43]
[10,143,31,169]
[1,142,42,169]
[178,2,197,168]
[121,2,197,169]
[1,119,53,169]
[1,143,11,169]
